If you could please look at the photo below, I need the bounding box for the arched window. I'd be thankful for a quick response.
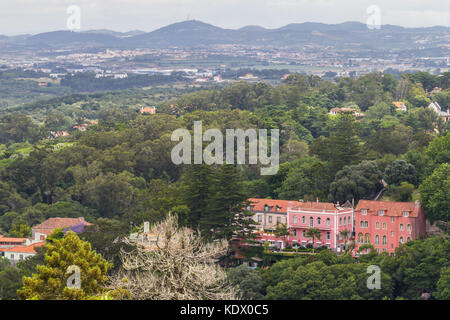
[317,217,321,225]
[400,224,404,231]
[365,234,370,244]
[382,222,387,229]
[344,217,347,225]
[376,222,380,229]
[382,235,387,245]
[400,236,404,244]
[326,218,331,226]
[407,224,411,231]
[293,215,297,224]
[293,229,297,237]
[302,216,306,224]
[358,233,363,243]
[309,217,314,227]
[375,235,380,244]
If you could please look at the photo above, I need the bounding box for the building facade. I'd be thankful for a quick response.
[287,202,354,251]
[248,198,354,251]
[354,200,426,256]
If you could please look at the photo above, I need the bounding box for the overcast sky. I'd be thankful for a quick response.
[1,0,449,35]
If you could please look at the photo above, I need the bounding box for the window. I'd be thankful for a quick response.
[391,231,394,237]
[378,210,384,216]
[400,224,404,231]
[257,215,262,223]
[302,216,306,224]
[293,229,297,237]
[344,217,347,225]
[276,206,280,212]
[407,237,411,242]
[317,217,321,225]
[326,232,331,240]
[400,236,404,244]
[360,221,369,228]
[339,217,342,225]
[264,205,269,212]
[10,254,14,260]
[246,205,252,211]
[277,217,281,224]
[268,216,272,223]
[293,215,297,224]
[326,218,331,226]
[302,230,306,237]
[402,211,409,217]
[376,222,380,229]
[365,234,370,244]
[361,209,367,215]
[348,216,352,225]
[19,254,23,260]
[310,217,314,227]
[382,222,387,230]
[358,233,364,243]
[382,235,387,245]
[375,235,380,244]
[383,248,387,253]
[391,217,395,223]
[407,224,411,232]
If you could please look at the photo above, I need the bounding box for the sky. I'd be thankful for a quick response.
[0,0,449,35]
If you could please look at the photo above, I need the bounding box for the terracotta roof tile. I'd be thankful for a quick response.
[247,198,338,213]
[3,242,45,254]
[32,218,92,235]
[356,200,421,217]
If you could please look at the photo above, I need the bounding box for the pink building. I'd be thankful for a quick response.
[354,200,426,256]
[248,198,354,251]
[287,202,354,251]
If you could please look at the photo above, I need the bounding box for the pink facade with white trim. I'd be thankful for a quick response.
[248,198,354,251]
[287,205,353,250]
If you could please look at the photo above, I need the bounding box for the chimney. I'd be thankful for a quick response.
[415,200,420,208]
[144,221,150,233]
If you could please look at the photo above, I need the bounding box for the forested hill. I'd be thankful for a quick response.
[0,70,449,300]
[2,20,449,50]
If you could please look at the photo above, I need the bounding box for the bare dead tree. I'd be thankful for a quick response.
[110,214,238,300]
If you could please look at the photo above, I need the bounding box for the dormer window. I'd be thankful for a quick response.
[378,210,384,216]
[402,211,409,217]
[276,206,280,212]
[361,209,367,215]
[264,205,269,212]
[247,205,252,211]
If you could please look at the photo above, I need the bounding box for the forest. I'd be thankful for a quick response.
[0,71,449,300]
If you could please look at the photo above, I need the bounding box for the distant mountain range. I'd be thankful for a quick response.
[0,20,449,51]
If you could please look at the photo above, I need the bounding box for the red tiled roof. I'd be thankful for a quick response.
[292,201,339,211]
[356,200,421,217]
[2,242,45,254]
[32,218,92,235]
[248,198,302,213]
[0,235,27,243]
[247,198,338,213]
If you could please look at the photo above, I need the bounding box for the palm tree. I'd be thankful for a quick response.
[306,228,321,253]
[274,223,290,249]
[340,230,351,252]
